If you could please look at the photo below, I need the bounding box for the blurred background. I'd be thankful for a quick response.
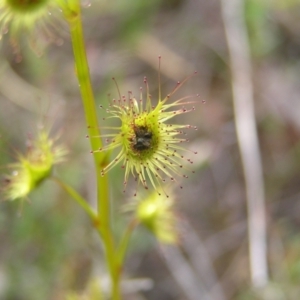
[1,0,300,299]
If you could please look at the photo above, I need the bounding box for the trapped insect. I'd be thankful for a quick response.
[132,126,153,151]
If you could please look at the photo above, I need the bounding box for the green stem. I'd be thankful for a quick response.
[52,177,97,221]
[117,219,137,265]
[63,2,121,299]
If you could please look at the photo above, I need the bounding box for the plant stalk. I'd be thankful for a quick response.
[64,1,121,298]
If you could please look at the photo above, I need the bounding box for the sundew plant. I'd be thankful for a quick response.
[0,1,198,299]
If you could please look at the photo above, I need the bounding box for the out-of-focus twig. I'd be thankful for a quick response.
[182,221,226,300]
[0,59,63,114]
[160,245,209,300]
[220,0,268,287]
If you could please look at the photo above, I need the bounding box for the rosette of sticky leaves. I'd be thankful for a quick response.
[135,187,178,244]
[2,130,66,200]
[92,74,198,194]
[0,0,57,33]
[0,0,73,53]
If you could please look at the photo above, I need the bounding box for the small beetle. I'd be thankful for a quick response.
[132,126,153,151]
